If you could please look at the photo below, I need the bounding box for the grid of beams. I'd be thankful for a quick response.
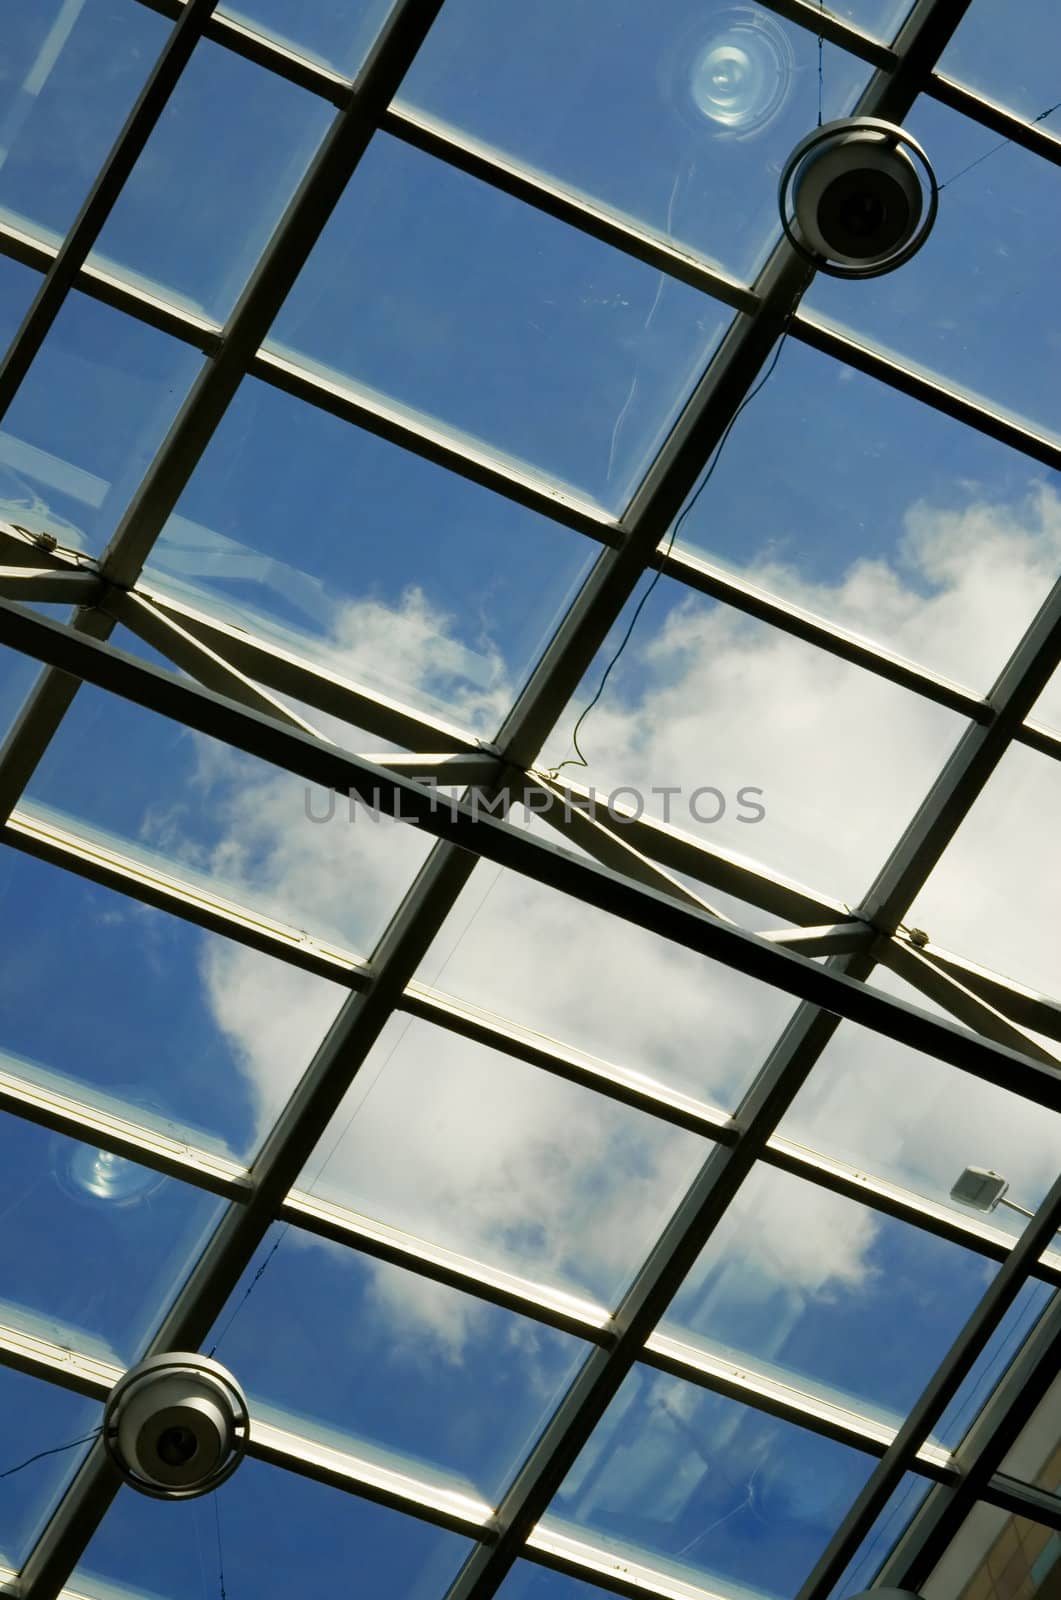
[0,1,1058,1599]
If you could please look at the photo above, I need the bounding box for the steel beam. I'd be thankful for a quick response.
[3,602,1057,1108]
[882,938,1061,1068]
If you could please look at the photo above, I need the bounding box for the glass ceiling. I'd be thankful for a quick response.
[0,3,1058,1600]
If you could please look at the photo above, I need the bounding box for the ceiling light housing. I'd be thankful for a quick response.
[779,117,938,277]
[103,1352,249,1500]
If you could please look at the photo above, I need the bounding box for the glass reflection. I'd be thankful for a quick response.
[0,292,202,554]
[1002,1370,1061,1494]
[0,1111,222,1363]
[687,9,795,136]
[549,1366,875,1598]
[0,0,166,245]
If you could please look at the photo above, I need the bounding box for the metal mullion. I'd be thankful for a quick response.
[928,74,1061,169]
[882,938,1061,1067]
[792,311,1061,478]
[130,0,354,102]
[3,807,372,987]
[0,1063,249,1200]
[1017,718,1061,763]
[761,1136,1061,1286]
[0,0,220,422]
[760,923,874,957]
[641,1331,956,1477]
[659,545,992,723]
[280,1191,615,1343]
[382,105,757,315]
[5,603,1060,1110]
[877,1289,1061,1589]
[793,1173,1061,1600]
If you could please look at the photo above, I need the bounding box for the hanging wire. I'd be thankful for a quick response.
[817,0,825,127]
[213,1493,228,1600]
[0,1429,101,1480]
[548,312,795,780]
[939,96,1061,191]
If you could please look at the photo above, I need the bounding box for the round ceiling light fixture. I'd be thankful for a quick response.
[103,1353,249,1500]
[778,117,938,277]
[676,8,794,138]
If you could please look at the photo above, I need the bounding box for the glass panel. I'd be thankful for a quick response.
[663,333,1061,696]
[269,133,729,513]
[547,1365,875,1599]
[829,1475,932,1600]
[205,1223,588,1502]
[663,1162,998,1424]
[0,292,202,553]
[26,674,431,954]
[1031,666,1061,734]
[400,0,872,283]
[536,574,965,902]
[415,859,797,1108]
[923,1504,1061,1600]
[804,97,1061,450]
[499,1567,622,1600]
[0,844,348,1162]
[89,43,331,321]
[0,1108,222,1363]
[906,743,1061,1004]
[0,1367,101,1569]
[0,636,41,744]
[220,0,396,77]
[778,1013,1061,1237]
[1002,1371,1061,1494]
[0,254,42,346]
[940,1,1061,126]
[934,1280,1055,1451]
[0,0,167,245]
[298,1013,708,1310]
[75,1456,471,1600]
[144,376,596,736]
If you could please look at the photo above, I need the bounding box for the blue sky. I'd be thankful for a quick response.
[0,1,1059,1598]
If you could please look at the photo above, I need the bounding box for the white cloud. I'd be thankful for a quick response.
[162,490,1060,1385]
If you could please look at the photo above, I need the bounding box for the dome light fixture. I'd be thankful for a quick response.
[779,117,938,278]
[103,1352,249,1500]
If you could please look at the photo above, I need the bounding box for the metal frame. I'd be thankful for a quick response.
[0,0,1058,1597]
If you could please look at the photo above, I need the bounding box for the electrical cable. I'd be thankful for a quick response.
[213,1492,228,1600]
[548,312,795,781]
[0,1429,101,1479]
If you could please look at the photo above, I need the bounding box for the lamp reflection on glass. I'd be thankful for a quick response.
[54,1141,166,1207]
[687,8,794,137]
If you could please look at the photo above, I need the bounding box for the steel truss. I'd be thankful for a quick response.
[0,0,1057,1598]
